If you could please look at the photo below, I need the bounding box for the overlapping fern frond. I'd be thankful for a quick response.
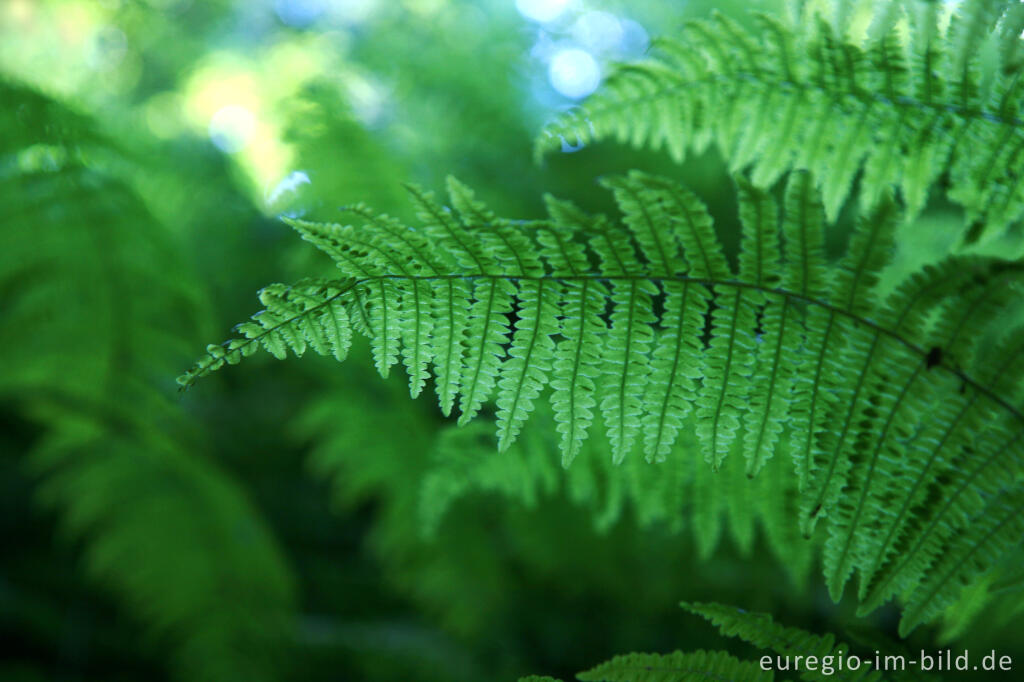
[419,405,814,586]
[184,170,1024,630]
[537,2,1024,242]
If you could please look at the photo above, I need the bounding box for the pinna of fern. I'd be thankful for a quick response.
[536,2,1024,243]
[523,600,937,681]
[183,169,1024,632]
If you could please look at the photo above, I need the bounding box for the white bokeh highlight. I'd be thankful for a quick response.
[516,0,571,24]
[208,105,256,153]
[548,47,600,99]
[570,11,622,53]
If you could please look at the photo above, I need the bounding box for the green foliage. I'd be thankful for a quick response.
[682,602,881,681]
[8,0,1024,679]
[577,650,770,682]
[1,81,295,682]
[537,2,1024,243]
[525,601,941,681]
[184,165,1024,631]
[418,404,814,585]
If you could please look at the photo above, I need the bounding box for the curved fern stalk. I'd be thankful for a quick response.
[536,5,1024,241]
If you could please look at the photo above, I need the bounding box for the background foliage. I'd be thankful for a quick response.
[2,1,1023,681]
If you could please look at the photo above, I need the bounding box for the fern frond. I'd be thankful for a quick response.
[529,599,940,682]
[536,6,1024,240]
[577,650,770,682]
[683,601,881,682]
[2,81,294,682]
[184,172,1024,627]
[542,197,608,465]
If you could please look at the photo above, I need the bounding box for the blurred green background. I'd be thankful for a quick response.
[3,1,1022,681]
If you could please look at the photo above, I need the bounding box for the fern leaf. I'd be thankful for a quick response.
[857,278,1024,614]
[800,197,899,537]
[537,6,1024,239]
[899,490,1024,636]
[821,261,969,600]
[495,278,560,449]
[540,198,608,465]
[683,601,881,682]
[184,171,1024,629]
[642,279,706,462]
[577,650,770,682]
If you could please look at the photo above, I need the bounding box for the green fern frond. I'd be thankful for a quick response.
[536,4,1024,241]
[528,600,939,682]
[184,170,1024,627]
[28,397,296,682]
[577,650,770,682]
[2,81,295,682]
[683,601,881,682]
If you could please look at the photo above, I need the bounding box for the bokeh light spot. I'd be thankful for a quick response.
[570,11,622,53]
[548,48,600,99]
[516,0,570,24]
[326,0,379,25]
[618,19,650,56]
[208,105,256,153]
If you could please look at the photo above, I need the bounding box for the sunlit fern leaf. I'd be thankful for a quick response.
[536,4,1024,242]
[540,197,607,465]
[183,171,1024,628]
